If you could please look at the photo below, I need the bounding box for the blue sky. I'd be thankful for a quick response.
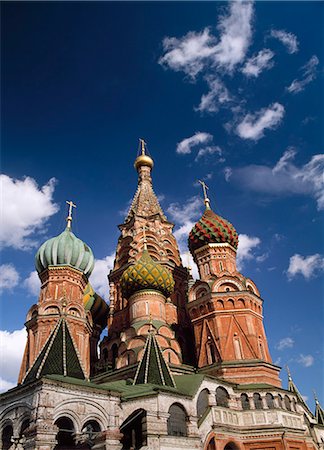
[1,1,323,406]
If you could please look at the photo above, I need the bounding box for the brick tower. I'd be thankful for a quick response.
[100,140,195,374]
[187,182,281,387]
[18,202,108,383]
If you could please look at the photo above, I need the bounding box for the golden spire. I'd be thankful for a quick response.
[134,138,154,171]
[198,180,211,209]
[66,200,76,230]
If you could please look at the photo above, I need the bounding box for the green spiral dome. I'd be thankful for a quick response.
[188,207,238,253]
[120,249,174,299]
[35,227,95,277]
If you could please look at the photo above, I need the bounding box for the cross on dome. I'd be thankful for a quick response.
[198,180,211,209]
[66,200,76,229]
[139,138,147,155]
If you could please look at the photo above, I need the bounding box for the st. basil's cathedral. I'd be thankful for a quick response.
[1,142,323,450]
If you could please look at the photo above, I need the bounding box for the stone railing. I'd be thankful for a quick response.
[210,407,304,430]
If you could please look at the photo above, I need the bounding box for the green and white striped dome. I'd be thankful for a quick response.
[35,227,95,277]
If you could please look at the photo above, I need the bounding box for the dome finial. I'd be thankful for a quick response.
[198,180,211,209]
[66,200,76,230]
[134,138,154,171]
[285,364,292,381]
[140,138,146,156]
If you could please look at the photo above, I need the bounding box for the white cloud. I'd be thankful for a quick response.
[270,29,299,54]
[230,150,324,210]
[90,254,115,299]
[159,1,254,77]
[297,354,314,367]
[167,195,203,224]
[159,28,217,79]
[195,146,222,162]
[167,196,203,277]
[0,378,16,393]
[242,49,274,77]
[176,132,213,155]
[236,234,261,270]
[236,102,285,141]
[24,271,41,296]
[0,264,20,293]
[224,167,232,182]
[0,175,58,250]
[287,55,319,94]
[213,1,254,71]
[180,251,199,280]
[287,254,324,280]
[195,78,232,113]
[276,337,294,350]
[0,328,27,391]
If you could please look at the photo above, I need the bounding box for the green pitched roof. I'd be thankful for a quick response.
[133,332,175,388]
[23,318,86,384]
[287,369,313,415]
[315,397,324,426]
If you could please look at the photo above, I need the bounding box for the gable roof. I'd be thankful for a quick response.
[22,317,86,384]
[315,396,324,426]
[133,331,175,388]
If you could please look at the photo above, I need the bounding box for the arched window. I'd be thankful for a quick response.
[227,299,234,309]
[207,341,217,364]
[20,419,30,439]
[197,389,209,418]
[284,395,292,411]
[167,404,187,436]
[292,398,298,412]
[253,393,263,410]
[216,387,229,408]
[266,393,275,409]
[277,394,283,408]
[2,424,13,450]
[224,443,240,450]
[241,393,250,410]
[120,409,147,450]
[81,420,101,445]
[207,437,216,450]
[54,417,76,448]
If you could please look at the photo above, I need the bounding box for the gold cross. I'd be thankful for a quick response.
[139,138,146,155]
[198,180,211,209]
[66,200,76,229]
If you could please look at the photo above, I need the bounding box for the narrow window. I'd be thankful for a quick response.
[234,338,243,359]
[253,393,263,410]
[216,387,229,408]
[241,393,250,410]
[266,393,275,409]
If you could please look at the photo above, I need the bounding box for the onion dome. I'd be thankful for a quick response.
[134,138,154,171]
[35,227,95,277]
[120,249,174,299]
[83,283,109,327]
[189,207,239,253]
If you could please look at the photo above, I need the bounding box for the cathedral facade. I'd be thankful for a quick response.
[1,144,323,450]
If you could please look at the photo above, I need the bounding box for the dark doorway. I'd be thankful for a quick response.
[120,409,147,450]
